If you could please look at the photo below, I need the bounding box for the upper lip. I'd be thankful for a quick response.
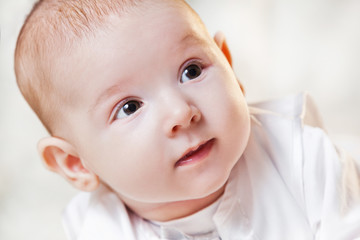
[175,138,214,165]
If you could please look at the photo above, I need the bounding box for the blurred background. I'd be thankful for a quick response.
[1,0,359,239]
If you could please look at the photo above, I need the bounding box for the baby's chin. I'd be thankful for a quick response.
[176,175,228,205]
[175,159,235,203]
[147,185,227,221]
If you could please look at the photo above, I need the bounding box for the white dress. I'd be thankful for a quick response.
[62,93,360,240]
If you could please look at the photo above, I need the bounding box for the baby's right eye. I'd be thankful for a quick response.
[113,100,142,120]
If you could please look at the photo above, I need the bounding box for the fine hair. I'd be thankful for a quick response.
[14,0,142,134]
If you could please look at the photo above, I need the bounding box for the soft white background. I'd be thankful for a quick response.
[1,0,359,239]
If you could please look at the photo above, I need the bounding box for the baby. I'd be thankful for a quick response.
[15,0,360,239]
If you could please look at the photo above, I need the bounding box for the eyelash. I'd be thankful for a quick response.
[111,98,143,121]
[109,59,206,122]
[179,59,205,83]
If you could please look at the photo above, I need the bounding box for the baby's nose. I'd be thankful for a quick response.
[163,97,201,138]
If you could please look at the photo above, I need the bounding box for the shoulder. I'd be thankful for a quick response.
[247,93,344,196]
[62,185,142,240]
[247,93,330,187]
[246,93,360,237]
[248,92,324,129]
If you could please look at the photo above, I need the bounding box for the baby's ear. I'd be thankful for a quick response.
[214,31,232,67]
[38,137,99,192]
[214,31,245,94]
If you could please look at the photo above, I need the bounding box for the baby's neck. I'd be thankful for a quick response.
[123,184,226,222]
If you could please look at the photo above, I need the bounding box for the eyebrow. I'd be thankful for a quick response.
[89,84,122,114]
[89,33,209,114]
[179,31,209,48]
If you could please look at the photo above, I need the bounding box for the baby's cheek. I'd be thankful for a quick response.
[222,91,250,145]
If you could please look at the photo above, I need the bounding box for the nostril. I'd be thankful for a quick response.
[166,106,202,137]
[191,110,201,123]
[172,125,179,133]
[191,115,197,123]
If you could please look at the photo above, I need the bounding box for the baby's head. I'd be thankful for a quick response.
[15,0,251,221]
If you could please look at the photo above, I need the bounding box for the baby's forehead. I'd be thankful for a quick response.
[54,4,212,102]
[67,1,210,58]
[50,1,208,71]
[56,0,206,52]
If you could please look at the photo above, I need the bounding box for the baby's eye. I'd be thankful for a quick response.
[114,100,142,120]
[180,63,203,83]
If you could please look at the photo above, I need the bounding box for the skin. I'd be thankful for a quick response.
[39,0,251,221]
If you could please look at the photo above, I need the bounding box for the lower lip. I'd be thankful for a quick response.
[175,139,215,167]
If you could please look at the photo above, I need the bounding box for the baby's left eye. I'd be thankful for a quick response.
[180,63,202,83]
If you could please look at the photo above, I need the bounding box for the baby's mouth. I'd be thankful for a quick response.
[175,139,215,167]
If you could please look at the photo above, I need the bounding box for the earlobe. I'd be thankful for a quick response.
[38,137,99,192]
[214,31,232,66]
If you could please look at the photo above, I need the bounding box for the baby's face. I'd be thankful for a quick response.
[60,1,250,207]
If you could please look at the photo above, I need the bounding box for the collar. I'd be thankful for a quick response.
[152,195,221,236]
